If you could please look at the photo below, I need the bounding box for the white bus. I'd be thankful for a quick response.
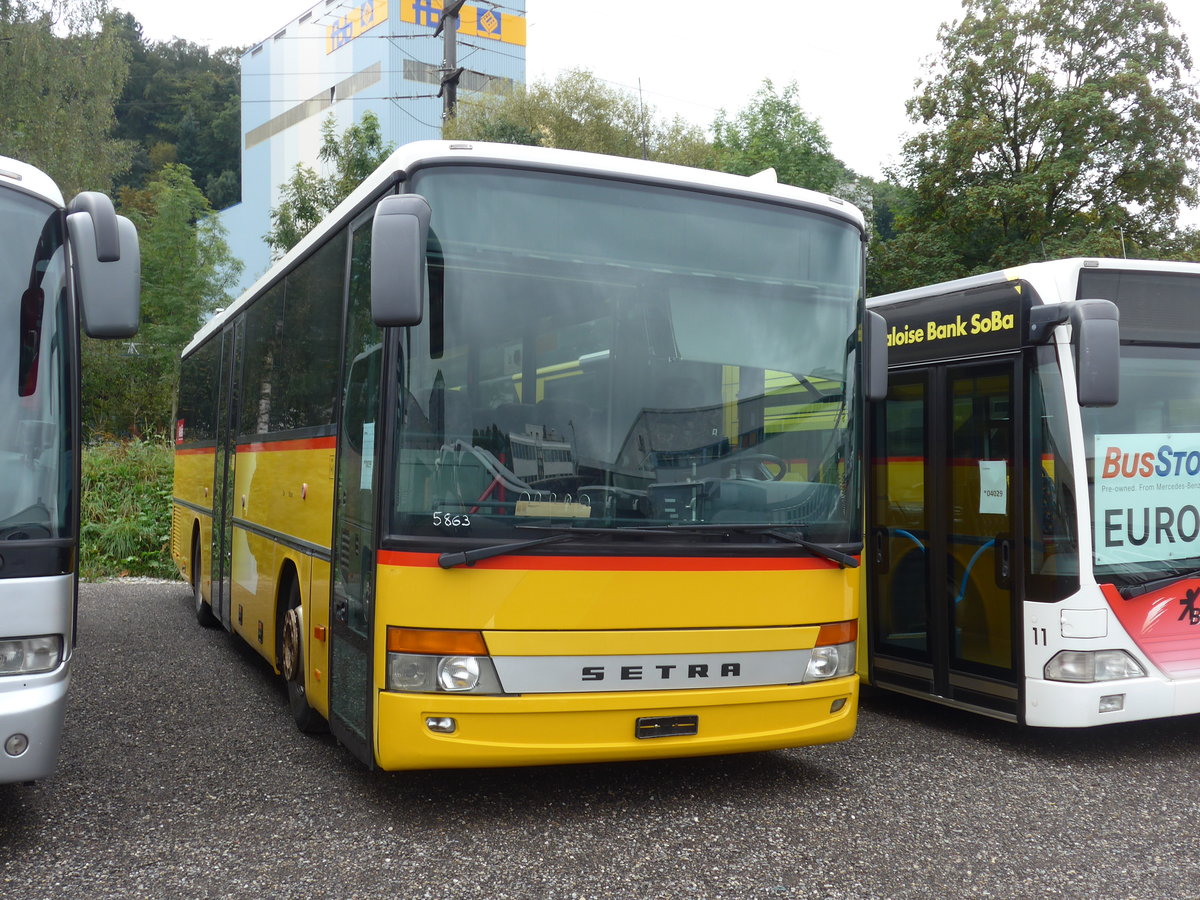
[0,157,139,782]
[866,258,1200,727]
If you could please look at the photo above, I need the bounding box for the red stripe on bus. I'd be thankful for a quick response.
[236,436,337,453]
[175,446,216,456]
[377,550,850,572]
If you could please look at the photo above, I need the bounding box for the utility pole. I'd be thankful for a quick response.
[435,0,467,121]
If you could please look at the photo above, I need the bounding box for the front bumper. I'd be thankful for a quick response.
[374,676,858,770]
[0,666,70,783]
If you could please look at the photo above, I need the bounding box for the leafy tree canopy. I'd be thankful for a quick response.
[874,0,1200,293]
[711,79,853,194]
[109,12,242,209]
[0,0,133,197]
[84,164,241,437]
[265,111,394,257]
[443,69,712,168]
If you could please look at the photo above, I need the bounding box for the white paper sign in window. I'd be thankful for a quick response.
[361,422,375,490]
[978,460,1007,515]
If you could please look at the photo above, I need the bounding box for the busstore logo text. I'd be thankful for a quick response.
[887,310,1016,347]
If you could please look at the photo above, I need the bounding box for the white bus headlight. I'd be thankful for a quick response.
[386,653,502,693]
[803,642,856,683]
[0,635,63,676]
[437,656,480,692]
[1044,649,1146,683]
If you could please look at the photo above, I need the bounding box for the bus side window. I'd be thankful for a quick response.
[1027,348,1079,597]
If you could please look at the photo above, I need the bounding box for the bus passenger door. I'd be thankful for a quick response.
[210,321,243,629]
[869,361,1021,718]
[328,217,381,767]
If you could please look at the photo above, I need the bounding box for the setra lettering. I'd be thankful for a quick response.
[578,661,744,681]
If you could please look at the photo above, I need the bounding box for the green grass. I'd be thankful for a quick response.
[80,440,178,581]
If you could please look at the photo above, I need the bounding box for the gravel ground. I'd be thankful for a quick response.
[2,580,1198,900]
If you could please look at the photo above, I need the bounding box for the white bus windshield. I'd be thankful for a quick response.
[390,166,864,545]
[0,190,71,541]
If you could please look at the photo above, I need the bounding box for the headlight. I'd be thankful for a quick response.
[1044,649,1146,683]
[386,653,503,694]
[385,626,503,694]
[0,635,63,676]
[437,656,480,692]
[803,642,855,683]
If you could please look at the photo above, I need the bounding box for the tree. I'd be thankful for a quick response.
[0,0,132,197]
[109,15,242,208]
[874,0,1200,293]
[265,111,394,257]
[443,69,712,168]
[711,80,852,193]
[83,164,242,436]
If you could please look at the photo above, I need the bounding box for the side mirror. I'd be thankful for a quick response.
[371,193,431,327]
[67,192,140,339]
[1072,299,1119,407]
[864,310,889,401]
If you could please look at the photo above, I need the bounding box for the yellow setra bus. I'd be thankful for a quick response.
[171,141,886,770]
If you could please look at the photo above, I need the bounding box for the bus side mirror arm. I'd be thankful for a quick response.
[66,192,140,339]
[1072,298,1119,408]
[864,310,889,402]
[371,193,431,327]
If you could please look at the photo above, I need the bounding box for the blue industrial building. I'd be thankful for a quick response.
[219,0,527,294]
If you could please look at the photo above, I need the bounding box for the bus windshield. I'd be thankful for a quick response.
[390,166,864,546]
[1083,344,1200,583]
[0,190,71,541]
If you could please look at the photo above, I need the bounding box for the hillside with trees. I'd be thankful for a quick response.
[4,0,1200,438]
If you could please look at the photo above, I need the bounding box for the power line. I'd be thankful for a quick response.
[456,38,524,64]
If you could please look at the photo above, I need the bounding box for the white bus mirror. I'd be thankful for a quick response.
[371,193,431,327]
[67,198,141,339]
[864,310,889,401]
[1072,299,1119,408]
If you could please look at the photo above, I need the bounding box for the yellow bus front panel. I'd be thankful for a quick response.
[375,681,857,770]
[370,554,858,769]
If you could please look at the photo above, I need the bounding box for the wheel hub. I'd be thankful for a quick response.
[281,606,303,681]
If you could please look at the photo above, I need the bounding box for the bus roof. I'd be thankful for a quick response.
[868,257,1200,310]
[186,140,867,356]
[0,156,65,209]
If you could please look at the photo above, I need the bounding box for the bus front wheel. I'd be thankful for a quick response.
[280,579,327,734]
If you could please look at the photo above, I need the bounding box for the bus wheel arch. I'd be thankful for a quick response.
[277,564,327,733]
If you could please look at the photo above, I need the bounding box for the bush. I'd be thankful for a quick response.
[80,440,178,581]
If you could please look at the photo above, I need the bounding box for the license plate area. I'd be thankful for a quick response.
[635,715,699,739]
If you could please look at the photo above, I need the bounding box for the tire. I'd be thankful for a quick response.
[193,536,218,628]
[279,577,327,734]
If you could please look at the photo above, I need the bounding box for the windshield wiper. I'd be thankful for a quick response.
[437,525,657,568]
[438,533,578,568]
[1119,567,1200,598]
[438,523,861,569]
[632,523,861,568]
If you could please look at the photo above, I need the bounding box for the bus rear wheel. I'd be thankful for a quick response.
[280,579,327,734]
[193,537,218,627]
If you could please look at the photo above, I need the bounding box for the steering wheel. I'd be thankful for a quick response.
[732,453,788,482]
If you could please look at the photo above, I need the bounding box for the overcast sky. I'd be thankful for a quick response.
[115,0,1200,186]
